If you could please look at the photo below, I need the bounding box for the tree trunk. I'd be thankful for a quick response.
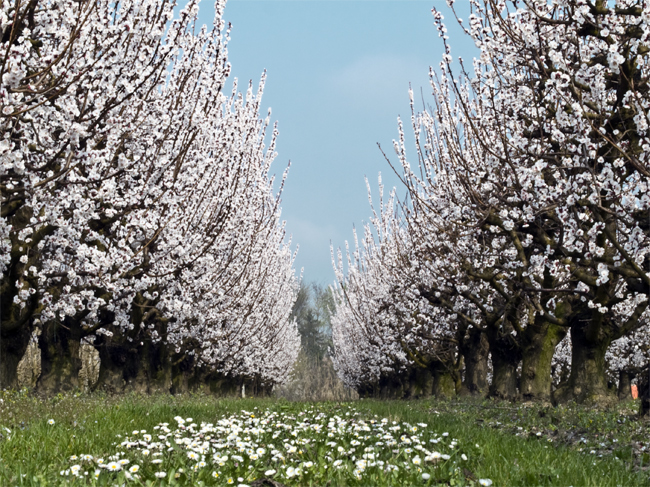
[410,366,434,399]
[554,322,615,405]
[38,320,81,394]
[460,328,489,396]
[617,371,632,401]
[433,365,456,399]
[520,321,566,402]
[639,367,649,417]
[490,351,519,400]
[486,326,520,401]
[0,325,31,389]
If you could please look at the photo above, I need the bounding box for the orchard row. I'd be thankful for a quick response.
[331,0,650,407]
[0,0,299,390]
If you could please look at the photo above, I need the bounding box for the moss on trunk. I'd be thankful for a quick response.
[520,321,566,402]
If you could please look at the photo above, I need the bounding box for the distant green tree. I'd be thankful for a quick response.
[277,281,357,401]
[291,283,335,361]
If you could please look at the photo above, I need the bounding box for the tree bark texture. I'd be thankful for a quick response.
[617,371,632,401]
[554,321,616,405]
[460,328,489,397]
[520,321,566,402]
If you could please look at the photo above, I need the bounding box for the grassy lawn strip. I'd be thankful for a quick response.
[0,391,647,486]
[354,399,649,486]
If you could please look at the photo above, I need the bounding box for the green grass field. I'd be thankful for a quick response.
[0,390,648,486]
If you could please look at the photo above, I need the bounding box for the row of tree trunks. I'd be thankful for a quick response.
[358,359,458,400]
[0,323,262,396]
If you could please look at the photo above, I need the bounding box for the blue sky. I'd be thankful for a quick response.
[197,0,476,285]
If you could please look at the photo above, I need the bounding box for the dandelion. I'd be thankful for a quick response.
[154,471,167,478]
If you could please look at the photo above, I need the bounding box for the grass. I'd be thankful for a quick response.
[0,389,648,486]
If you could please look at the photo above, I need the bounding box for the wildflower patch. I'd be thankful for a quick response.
[61,405,482,486]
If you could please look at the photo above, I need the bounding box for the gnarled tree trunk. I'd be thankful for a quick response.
[617,371,633,401]
[487,328,520,401]
[554,320,615,405]
[460,327,489,397]
[520,321,566,402]
[490,351,519,400]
